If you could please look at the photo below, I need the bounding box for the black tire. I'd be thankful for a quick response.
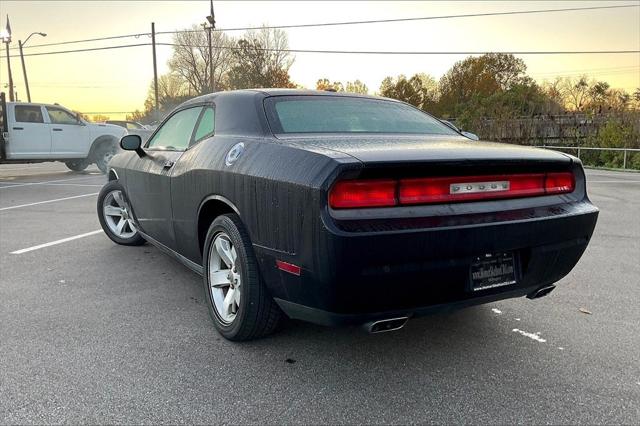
[65,160,89,172]
[203,213,283,341]
[94,142,117,174]
[97,181,146,246]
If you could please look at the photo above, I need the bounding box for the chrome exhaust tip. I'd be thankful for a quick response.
[527,285,556,299]
[365,316,410,334]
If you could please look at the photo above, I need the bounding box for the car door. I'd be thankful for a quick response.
[125,105,204,250]
[171,105,216,259]
[6,105,51,159]
[45,106,90,157]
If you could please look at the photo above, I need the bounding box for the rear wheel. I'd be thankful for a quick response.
[94,142,117,174]
[203,214,283,341]
[97,181,145,246]
[65,160,88,172]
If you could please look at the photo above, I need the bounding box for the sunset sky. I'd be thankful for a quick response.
[1,0,638,119]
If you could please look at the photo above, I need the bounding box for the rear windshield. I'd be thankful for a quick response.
[264,95,458,136]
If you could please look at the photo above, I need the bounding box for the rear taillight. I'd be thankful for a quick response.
[545,172,575,194]
[329,179,397,209]
[329,172,575,209]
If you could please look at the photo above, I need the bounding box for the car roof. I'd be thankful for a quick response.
[160,89,408,137]
[8,102,73,109]
[181,88,398,106]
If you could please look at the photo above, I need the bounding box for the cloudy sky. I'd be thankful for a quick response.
[1,1,638,118]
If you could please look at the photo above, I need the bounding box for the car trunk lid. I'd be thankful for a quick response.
[275,134,571,165]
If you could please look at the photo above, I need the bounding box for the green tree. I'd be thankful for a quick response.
[345,80,368,94]
[438,53,528,115]
[379,73,438,111]
[316,78,344,91]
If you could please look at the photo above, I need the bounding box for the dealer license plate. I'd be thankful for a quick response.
[470,252,517,291]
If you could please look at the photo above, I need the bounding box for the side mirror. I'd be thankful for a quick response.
[461,131,479,141]
[120,134,145,157]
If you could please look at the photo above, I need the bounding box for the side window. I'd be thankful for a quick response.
[15,106,44,123]
[46,107,79,125]
[146,107,202,151]
[193,106,215,144]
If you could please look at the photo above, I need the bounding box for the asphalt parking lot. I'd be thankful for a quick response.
[1,162,639,424]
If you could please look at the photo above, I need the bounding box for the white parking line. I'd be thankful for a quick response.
[0,193,99,212]
[11,230,103,254]
[0,175,103,189]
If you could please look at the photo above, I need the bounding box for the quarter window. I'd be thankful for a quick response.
[15,106,44,123]
[46,107,80,125]
[193,106,215,143]
[147,107,203,150]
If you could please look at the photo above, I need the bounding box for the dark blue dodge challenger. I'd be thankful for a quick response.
[98,89,598,341]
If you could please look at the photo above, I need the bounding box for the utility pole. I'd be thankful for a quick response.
[206,0,216,92]
[18,41,29,102]
[151,22,159,121]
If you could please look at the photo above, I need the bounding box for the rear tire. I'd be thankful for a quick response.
[97,181,145,246]
[94,142,117,174]
[65,160,88,172]
[203,213,283,341]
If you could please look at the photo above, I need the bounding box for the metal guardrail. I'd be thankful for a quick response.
[541,145,640,170]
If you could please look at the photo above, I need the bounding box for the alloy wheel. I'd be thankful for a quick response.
[208,232,241,324]
[102,190,138,239]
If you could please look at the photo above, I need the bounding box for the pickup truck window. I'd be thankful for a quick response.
[126,122,144,130]
[15,106,44,123]
[46,107,79,125]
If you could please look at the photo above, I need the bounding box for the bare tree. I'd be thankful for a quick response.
[247,26,295,74]
[227,27,296,89]
[168,25,234,94]
[560,76,591,111]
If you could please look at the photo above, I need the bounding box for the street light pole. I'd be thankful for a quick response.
[3,41,13,101]
[206,0,216,93]
[18,32,46,103]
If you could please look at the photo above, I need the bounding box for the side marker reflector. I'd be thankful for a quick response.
[276,260,301,276]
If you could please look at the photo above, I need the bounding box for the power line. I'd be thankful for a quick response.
[12,4,639,51]
[3,41,639,59]
[10,32,151,51]
[2,43,152,58]
[159,43,640,55]
[156,4,640,34]
[530,65,640,75]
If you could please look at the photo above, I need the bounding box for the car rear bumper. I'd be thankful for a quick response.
[274,284,539,327]
[255,200,599,327]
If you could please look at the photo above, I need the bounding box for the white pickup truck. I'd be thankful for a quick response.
[0,93,126,173]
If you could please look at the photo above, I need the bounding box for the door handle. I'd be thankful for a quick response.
[52,128,63,131]
[12,127,24,130]
[163,160,175,169]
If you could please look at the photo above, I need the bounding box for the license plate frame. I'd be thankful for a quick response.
[469,252,518,292]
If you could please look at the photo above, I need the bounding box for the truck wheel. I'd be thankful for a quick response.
[203,213,283,341]
[94,143,117,174]
[65,160,88,172]
[97,181,145,246]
